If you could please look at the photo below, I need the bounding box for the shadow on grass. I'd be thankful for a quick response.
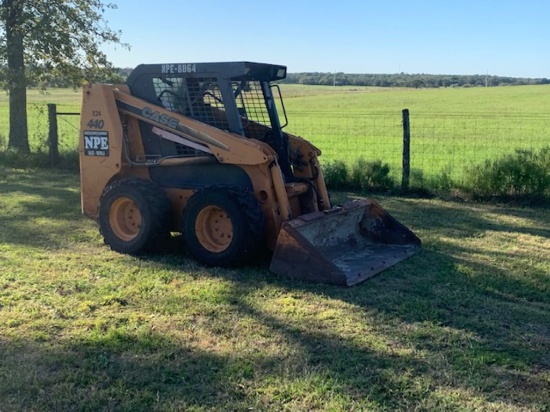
[185,195,549,409]
[0,292,474,411]
[1,169,549,410]
[384,195,550,240]
[0,168,84,248]
[128,241,550,410]
[0,334,248,411]
[2,247,547,411]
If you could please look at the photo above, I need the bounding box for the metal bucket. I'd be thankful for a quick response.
[270,199,421,286]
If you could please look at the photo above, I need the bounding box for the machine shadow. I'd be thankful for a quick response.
[145,196,550,409]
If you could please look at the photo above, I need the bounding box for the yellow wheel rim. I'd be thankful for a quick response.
[195,205,233,253]
[109,197,142,241]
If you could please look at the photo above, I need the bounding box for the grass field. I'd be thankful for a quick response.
[279,84,550,183]
[0,88,81,153]
[0,167,549,411]
[1,84,549,184]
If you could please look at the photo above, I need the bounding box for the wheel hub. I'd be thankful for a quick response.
[110,197,142,241]
[195,205,233,252]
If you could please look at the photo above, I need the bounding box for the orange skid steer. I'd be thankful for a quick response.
[79,62,420,286]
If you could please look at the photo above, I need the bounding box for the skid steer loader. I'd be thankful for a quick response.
[79,62,420,286]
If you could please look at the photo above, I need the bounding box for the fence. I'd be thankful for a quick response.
[48,104,550,189]
[47,104,80,166]
[283,110,550,186]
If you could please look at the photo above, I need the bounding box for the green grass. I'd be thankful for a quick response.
[280,83,550,113]
[1,84,549,183]
[279,84,550,183]
[1,167,549,411]
[0,88,81,152]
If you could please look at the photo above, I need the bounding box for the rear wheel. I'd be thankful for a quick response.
[183,187,264,267]
[98,179,171,254]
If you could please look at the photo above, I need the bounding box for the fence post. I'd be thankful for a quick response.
[401,109,410,193]
[48,103,59,167]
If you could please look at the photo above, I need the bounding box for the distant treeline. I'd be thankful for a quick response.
[280,72,550,88]
[21,67,549,89]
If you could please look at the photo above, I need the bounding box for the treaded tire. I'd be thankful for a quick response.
[183,186,265,267]
[98,179,171,255]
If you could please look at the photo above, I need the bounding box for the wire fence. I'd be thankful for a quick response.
[49,106,550,185]
[55,111,80,147]
[284,110,550,184]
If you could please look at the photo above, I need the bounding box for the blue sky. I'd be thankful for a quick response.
[101,0,549,78]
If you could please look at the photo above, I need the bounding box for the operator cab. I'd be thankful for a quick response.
[125,62,293,179]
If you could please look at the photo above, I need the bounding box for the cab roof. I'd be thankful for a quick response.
[127,61,287,85]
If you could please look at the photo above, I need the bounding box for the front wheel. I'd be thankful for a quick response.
[182,187,264,267]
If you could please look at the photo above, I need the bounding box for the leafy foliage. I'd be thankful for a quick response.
[0,144,79,170]
[425,167,455,193]
[323,158,395,192]
[322,159,349,189]
[0,0,127,152]
[0,0,127,88]
[350,157,394,192]
[464,146,550,200]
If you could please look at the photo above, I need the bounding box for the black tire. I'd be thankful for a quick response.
[182,186,265,267]
[98,179,171,254]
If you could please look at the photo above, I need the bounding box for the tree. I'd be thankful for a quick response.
[0,0,127,153]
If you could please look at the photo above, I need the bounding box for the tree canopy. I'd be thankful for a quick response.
[0,0,127,152]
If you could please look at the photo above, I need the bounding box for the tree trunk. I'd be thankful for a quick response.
[5,0,29,153]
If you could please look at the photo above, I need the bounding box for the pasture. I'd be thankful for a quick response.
[279,84,550,182]
[0,88,81,154]
[0,167,549,411]
[1,84,549,184]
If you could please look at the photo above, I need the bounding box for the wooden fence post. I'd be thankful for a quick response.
[401,109,410,193]
[48,103,59,167]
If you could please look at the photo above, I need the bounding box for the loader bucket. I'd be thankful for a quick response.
[270,199,421,286]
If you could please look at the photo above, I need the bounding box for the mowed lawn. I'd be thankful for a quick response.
[0,167,549,411]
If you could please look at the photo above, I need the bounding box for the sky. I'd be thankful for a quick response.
[100,0,550,78]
